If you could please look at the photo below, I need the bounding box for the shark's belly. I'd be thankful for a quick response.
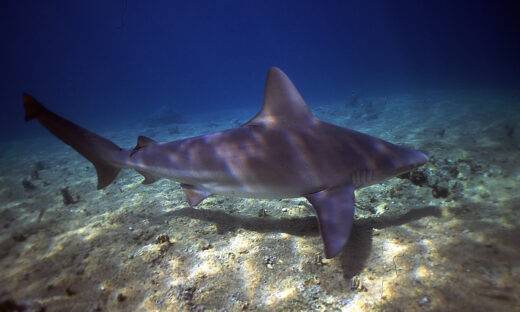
[198,180,308,199]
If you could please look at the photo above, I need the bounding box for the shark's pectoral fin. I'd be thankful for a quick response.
[181,184,211,207]
[306,184,355,258]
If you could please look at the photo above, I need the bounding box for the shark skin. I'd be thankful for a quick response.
[22,67,428,258]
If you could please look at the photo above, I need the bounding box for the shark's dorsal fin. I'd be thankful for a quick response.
[245,67,315,126]
[130,135,157,156]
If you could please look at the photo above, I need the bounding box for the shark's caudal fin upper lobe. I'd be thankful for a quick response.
[22,93,126,189]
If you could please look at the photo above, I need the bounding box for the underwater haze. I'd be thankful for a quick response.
[1,1,520,311]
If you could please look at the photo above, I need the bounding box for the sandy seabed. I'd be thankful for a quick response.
[1,90,519,311]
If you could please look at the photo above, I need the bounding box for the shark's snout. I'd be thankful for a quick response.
[414,150,429,167]
[392,148,429,176]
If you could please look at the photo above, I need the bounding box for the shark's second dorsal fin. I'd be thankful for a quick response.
[130,135,157,156]
[245,67,315,126]
[137,135,156,148]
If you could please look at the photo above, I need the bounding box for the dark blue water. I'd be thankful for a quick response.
[1,0,519,141]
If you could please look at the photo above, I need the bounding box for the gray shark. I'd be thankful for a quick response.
[22,67,427,258]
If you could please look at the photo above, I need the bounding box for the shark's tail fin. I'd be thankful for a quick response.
[22,93,127,189]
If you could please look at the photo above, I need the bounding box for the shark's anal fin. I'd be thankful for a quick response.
[306,184,355,258]
[137,170,158,185]
[181,184,211,207]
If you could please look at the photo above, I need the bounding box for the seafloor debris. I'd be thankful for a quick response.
[65,287,77,296]
[399,168,428,186]
[61,187,80,205]
[30,169,40,180]
[117,293,127,302]
[263,255,277,269]
[179,285,197,302]
[257,208,268,217]
[34,161,46,171]
[11,232,27,242]
[156,234,171,244]
[436,128,446,138]
[30,161,46,180]
[197,239,212,251]
[147,106,188,126]
[432,184,450,198]
[505,124,515,139]
[0,298,45,312]
[22,179,36,191]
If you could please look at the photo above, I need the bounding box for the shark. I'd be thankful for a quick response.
[22,67,428,258]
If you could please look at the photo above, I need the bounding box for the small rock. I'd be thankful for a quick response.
[11,233,27,242]
[432,184,449,198]
[156,234,170,244]
[61,187,80,205]
[315,254,332,266]
[65,287,77,296]
[0,299,29,312]
[457,162,471,179]
[35,161,46,170]
[350,276,368,292]
[180,286,196,301]
[22,179,36,191]
[264,255,276,269]
[198,239,212,251]
[30,169,40,180]
[258,208,268,217]
[399,169,428,186]
[375,202,388,215]
[117,293,127,302]
[418,296,430,306]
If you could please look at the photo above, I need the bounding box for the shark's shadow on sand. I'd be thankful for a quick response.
[167,205,441,279]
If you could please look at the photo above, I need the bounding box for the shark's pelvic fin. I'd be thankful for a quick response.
[137,170,158,185]
[181,184,211,207]
[244,67,316,126]
[306,184,356,258]
[22,93,125,190]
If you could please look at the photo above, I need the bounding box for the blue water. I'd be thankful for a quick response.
[1,0,519,141]
[2,2,520,310]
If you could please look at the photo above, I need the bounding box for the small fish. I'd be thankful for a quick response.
[22,67,427,258]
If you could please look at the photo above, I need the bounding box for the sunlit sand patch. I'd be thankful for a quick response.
[227,233,252,254]
[264,282,298,306]
[42,230,89,259]
[382,238,408,259]
[414,264,431,281]
[340,293,369,312]
[166,257,186,286]
[241,258,262,300]
[294,236,318,256]
[189,256,221,279]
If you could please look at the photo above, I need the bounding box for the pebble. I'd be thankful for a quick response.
[258,208,268,217]
[418,296,430,306]
[117,293,127,302]
[156,234,170,244]
[198,239,212,251]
